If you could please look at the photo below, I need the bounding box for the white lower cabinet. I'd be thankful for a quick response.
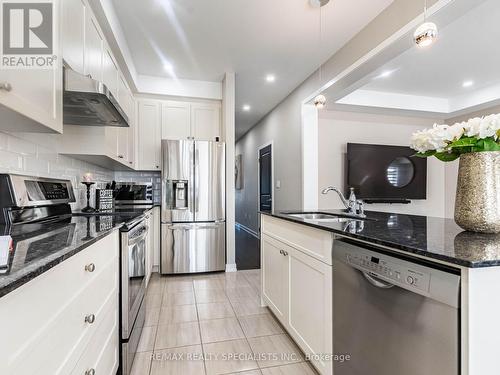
[145,210,154,286]
[0,232,120,375]
[261,215,333,375]
[262,235,288,322]
[287,246,332,375]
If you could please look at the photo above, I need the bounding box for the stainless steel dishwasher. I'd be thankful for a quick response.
[333,239,460,375]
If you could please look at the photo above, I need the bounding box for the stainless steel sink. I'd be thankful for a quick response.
[285,212,363,222]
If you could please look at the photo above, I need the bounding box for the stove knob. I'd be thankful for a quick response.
[406,276,415,285]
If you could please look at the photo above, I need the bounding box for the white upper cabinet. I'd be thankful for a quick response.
[62,0,85,73]
[102,49,118,98]
[160,100,221,141]
[137,100,161,171]
[84,16,103,81]
[161,101,191,140]
[191,102,221,141]
[127,94,137,168]
[117,75,131,163]
[0,0,63,133]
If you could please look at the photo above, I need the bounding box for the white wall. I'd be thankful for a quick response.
[318,110,449,217]
[235,0,438,232]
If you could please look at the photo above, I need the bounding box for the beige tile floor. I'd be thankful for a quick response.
[131,269,318,375]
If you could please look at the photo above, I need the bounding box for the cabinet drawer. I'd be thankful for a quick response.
[0,233,119,375]
[262,215,334,265]
[70,296,119,375]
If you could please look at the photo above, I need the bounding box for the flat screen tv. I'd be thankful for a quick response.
[346,143,427,203]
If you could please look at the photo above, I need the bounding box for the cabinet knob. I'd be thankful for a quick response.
[282,250,288,257]
[156,165,160,169]
[118,155,124,159]
[85,263,95,272]
[0,82,12,92]
[85,369,95,375]
[85,314,96,324]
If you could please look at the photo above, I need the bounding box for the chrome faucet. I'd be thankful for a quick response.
[321,186,366,218]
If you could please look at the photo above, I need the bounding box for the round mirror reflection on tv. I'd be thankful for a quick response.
[386,157,415,187]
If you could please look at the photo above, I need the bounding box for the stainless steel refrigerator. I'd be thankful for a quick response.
[160,139,226,274]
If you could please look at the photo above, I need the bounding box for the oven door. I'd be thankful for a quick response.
[121,222,148,339]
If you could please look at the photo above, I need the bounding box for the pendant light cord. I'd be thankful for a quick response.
[318,4,322,83]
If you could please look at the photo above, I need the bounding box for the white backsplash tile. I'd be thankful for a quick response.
[0,130,163,209]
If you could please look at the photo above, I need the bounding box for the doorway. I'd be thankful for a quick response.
[258,143,273,212]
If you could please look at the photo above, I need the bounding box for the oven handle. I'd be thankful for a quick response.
[128,226,149,246]
[362,271,395,289]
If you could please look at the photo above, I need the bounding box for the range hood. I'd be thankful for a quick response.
[63,67,129,127]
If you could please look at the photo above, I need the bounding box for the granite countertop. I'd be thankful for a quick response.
[262,210,500,268]
[0,212,145,298]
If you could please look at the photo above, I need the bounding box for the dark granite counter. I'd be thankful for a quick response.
[0,212,145,298]
[262,210,500,268]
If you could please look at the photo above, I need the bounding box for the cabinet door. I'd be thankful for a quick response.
[261,235,288,322]
[161,101,191,140]
[62,0,85,73]
[145,213,153,286]
[137,101,161,170]
[116,76,130,163]
[287,247,332,375]
[127,95,136,168]
[191,103,221,141]
[84,16,102,81]
[153,207,161,268]
[0,1,62,133]
[102,49,118,98]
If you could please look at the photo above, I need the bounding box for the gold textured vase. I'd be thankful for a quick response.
[454,151,500,233]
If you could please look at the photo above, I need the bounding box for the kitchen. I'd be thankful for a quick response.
[0,0,499,375]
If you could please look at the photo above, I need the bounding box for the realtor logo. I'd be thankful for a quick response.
[1,0,56,69]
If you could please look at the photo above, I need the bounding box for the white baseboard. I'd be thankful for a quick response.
[235,222,260,239]
[225,263,237,272]
[152,265,159,273]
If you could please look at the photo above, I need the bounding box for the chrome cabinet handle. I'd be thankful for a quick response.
[282,250,288,256]
[85,314,96,324]
[0,82,12,92]
[85,263,95,272]
[85,369,95,375]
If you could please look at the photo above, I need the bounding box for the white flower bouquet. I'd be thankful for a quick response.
[410,114,500,161]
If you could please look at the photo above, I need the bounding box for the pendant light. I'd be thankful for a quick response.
[312,0,329,109]
[414,0,438,47]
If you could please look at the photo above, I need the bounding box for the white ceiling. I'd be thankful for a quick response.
[110,0,394,139]
[335,0,500,117]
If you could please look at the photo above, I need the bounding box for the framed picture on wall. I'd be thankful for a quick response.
[235,154,243,189]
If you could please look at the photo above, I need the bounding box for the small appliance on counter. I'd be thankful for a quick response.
[161,139,226,274]
[112,181,154,211]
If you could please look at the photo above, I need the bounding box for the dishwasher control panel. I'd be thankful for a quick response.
[346,252,431,293]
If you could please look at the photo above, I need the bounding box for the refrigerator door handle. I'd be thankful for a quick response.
[167,224,192,230]
[194,146,199,215]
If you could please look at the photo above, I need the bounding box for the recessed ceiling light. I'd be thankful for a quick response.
[377,70,393,79]
[462,80,474,88]
[242,105,251,111]
[266,74,276,83]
